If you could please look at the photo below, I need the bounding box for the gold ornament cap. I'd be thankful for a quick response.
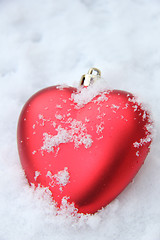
[80,68,101,87]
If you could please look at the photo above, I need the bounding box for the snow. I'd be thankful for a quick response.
[53,167,70,189]
[46,168,70,191]
[71,81,110,107]
[0,0,160,240]
[34,171,41,181]
[41,119,93,152]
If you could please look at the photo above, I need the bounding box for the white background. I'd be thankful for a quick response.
[0,0,160,239]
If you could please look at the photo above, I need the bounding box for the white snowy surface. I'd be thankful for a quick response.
[0,0,160,239]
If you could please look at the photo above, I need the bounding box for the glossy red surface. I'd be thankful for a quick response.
[17,86,152,214]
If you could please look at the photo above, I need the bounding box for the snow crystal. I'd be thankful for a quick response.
[54,167,70,187]
[46,168,70,191]
[56,105,62,108]
[97,136,104,140]
[96,122,104,135]
[123,103,129,109]
[145,123,154,133]
[133,136,152,148]
[55,114,63,120]
[93,92,109,104]
[37,114,46,126]
[132,104,138,112]
[85,117,90,123]
[46,171,55,188]
[41,130,72,153]
[111,104,120,110]
[96,112,106,119]
[41,119,93,153]
[38,114,44,120]
[142,111,147,121]
[71,80,109,107]
[58,197,79,216]
[52,121,56,128]
[56,85,70,90]
[34,171,41,181]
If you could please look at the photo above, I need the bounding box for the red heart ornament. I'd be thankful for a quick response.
[17,74,152,214]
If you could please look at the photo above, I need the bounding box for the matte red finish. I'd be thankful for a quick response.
[17,86,152,214]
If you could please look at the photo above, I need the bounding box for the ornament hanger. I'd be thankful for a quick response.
[80,67,101,87]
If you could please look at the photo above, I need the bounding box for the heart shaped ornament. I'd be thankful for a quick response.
[17,68,152,214]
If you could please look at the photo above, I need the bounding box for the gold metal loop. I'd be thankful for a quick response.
[88,68,101,76]
[80,68,101,87]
